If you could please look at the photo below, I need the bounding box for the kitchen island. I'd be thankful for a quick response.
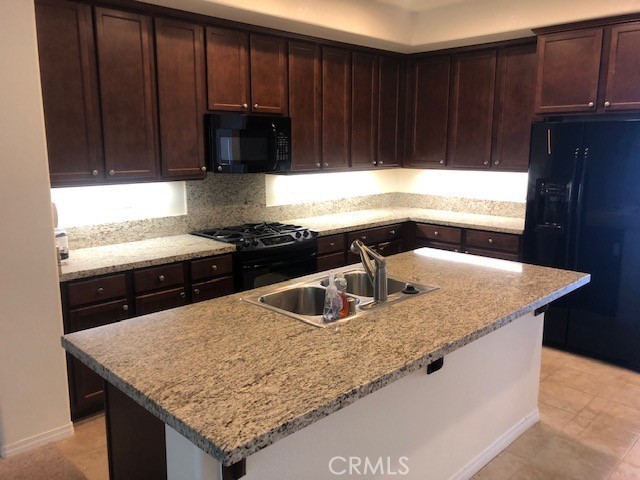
[61,248,588,479]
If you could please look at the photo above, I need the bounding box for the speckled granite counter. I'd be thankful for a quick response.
[284,207,524,236]
[59,234,235,282]
[61,249,588,466]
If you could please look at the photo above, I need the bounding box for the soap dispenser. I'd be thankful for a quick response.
[323,272,343,323]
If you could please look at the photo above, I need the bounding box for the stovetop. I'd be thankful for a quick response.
[192,222,317,251]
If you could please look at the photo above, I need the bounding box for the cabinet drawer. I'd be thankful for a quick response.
[465,247,520,262]
[317,234,345,255]
[192,276,234,303]
[135,287,186,316]
[317,251,346,271]
[67,299,131,334]
[415,224,462,244]
[134,263,184,293]
[347,223,402,246]
[465,230,520,253]
[374,239,403,256]
[415,240,461,253]
[67,274,127,307]
[191,254,233,282]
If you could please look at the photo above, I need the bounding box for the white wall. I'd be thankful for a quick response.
[266,169,528,206]
[0,0,72,457]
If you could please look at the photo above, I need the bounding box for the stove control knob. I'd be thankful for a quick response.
[252,239,259,246]
[303,230,310,237]
[295,232,302,238]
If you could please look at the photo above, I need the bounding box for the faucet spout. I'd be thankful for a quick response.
[350,240,388,302]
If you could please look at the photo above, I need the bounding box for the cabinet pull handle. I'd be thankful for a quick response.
[546,128,552,156]
[588,101,594,108]
[604,101,611,107]
[194,288,200,295]
[253,103,259,109]
[122,304,129,311]
[211,264,218,271]
[158,275,165,282]
[92,169,99,176]
[97,287,104,295]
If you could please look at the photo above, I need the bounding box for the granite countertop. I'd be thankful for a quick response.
[61,249,588,466]
[284,207,524,236]
[59,234,235,282]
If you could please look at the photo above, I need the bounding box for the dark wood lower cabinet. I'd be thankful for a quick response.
[192,276,234,302]
[465,247,520,261]
[135,287,187,316]
[317,251,347,271]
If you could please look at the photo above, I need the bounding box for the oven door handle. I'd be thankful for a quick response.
[242,253,317,271]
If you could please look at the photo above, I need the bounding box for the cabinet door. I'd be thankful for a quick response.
[534,29,603,114]
[35,0,102,185]
[68,298,130,333]
[409,56,450,168]
[206,28,249,112]
[322,47,351,170]
[377,56,402,167]
[95,8,159,180]
[135,287,187,316]
[602,22,640,111]
[492,44,537,171]
[447,50,497,168]
[351,52,378,169]
[288,41,322,171]
[250,35,288,114]
[155,18,206,179]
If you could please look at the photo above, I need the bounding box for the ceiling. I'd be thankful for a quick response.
[140,0,640,52]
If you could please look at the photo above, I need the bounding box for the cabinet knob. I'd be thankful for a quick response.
[329,242,335,247]
[389,230,395,235]
[158,274,165,282]
[361,235,367,240]
[200,166,206,172]
[92,169,99,176]
[108,169,115,176]
[253,103,259,109]
[316,163,321,168]
[434,231,439,236]
[211,264,218,271]
[483,160,489,165]
[217,166,223,172]
[465,250,469,254]
[439,160,444,164]
[180,291,186,298]
[324,162,329,167]
[588,101,594,108]
[488,238,494,244]
[194,288,200,295]
[454,249,459,253]
[494,161,500,165]
[379,161,384,165]
[97,287,104,295]
[379,246,385,252]
[372,161,377,165]
[604,101,611,107]
[122,304,129,311]
[242,103,248,109]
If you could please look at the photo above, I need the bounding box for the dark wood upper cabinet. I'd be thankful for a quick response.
[35,0,102,186]
[408,56,450,168]
[351,52,378,169]
[155,18,206,179]
[447,50,497,169]
[206,27,249,112]
[95,8,159,180]
[322,47,351,170]
[250,34,288,114]
[377,56,403,167]
[288,41,322,171]
[534,28,603,114]
[491,44,537,171]
[602,22,640,111]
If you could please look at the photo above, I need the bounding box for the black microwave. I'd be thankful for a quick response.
[205,113,291,173]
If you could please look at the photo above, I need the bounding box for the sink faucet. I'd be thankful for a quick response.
[350,240,388,303]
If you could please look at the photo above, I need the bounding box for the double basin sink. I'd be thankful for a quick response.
[242,268,437,328]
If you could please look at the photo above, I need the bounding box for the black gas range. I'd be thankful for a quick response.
[192,222,318,291]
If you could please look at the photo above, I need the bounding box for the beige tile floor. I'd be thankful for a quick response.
[2,347,640,479]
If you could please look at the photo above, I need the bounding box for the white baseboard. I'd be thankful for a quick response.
[0,422,75,458]
[450,408,540,480]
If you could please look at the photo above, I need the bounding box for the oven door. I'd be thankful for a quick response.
[237,248,317,291]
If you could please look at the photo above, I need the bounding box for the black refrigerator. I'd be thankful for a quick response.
[523,120,640,371]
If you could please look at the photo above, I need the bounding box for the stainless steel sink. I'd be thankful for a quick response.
[320,272,407,297]
[242,267,438,328]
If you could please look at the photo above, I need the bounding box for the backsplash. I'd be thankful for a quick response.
[65,174,525,249]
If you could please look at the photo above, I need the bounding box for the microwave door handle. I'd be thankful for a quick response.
[270,122,280,170]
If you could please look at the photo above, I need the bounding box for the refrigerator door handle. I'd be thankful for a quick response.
[547,128,552,155]
[571,146,589,269]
